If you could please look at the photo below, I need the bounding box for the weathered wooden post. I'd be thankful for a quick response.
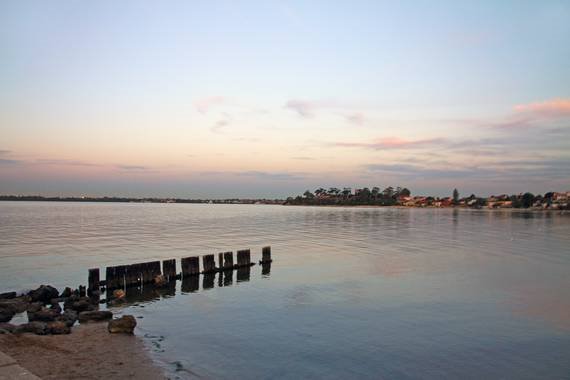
[142,262,153,284]
[218,253,224,272]
[181,256,200,278]
[115,265,126,289]
[223,251,234,270]
[78,285,86,297]
[236,249,252,268]
[260,246,272,264]
[202,254,217,274]
[88,268,100,292]
[125,263,140,288]
[162,259,177,282]
[106,266,116,290]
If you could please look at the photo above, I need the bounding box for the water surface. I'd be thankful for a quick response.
[1,202,569,379]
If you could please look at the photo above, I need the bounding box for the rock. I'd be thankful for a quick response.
[108,315,136,334]
[0,311,14,323]
[26,302,43,313]
[78,310,113,323]
[60,287,73,298]
[49,302,62,314]
[28,285,59,304]
[27,307,60,322]
[153,275,167,287]
[56,309,78,327]
[64,296,97,312]
[14,321,48,335]
[47,321,71,335]
[113,289,125,299]
[0,297,30,314]
[0,323,15,333]
[0,292,17,300]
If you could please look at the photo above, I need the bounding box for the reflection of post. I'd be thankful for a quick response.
[261,262,272,276]
[236,266,251,282]
[203,273,215,289]
[181,275,199,293]
[223,270,233,286]
[106,266,116,290]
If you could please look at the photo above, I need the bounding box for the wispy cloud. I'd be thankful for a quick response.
[116,165,149,171]
[291,156,315,160]
[236,171,305,180]
[194,96,227,114]
[0,158,22,165]
[285,99,318,118]
[335,137,446,150]
[345,112,365,125]
[0,150,11,155]
[211,119,230,134]
[35,159,101,167]
[515,98,570,118]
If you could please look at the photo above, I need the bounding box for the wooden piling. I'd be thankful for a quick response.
[162,259,176,282]
[236,249,252,268]
[260,246,272,264]
[115,265,126,289]
[125,263,141,288]
[218,253,224,271]
[105,266,116,290]
[181,256,200,278]
[223,251,234,270]
[88,268,100,292]
[202,254,217,274]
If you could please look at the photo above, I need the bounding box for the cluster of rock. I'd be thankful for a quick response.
[0,285,135,335]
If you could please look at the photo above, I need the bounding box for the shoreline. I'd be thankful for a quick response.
[0,322,166,379]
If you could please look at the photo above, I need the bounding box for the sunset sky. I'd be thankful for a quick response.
[1,1,569,198]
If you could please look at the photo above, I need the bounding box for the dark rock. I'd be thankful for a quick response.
[28,285,59,304]
[0,297,30,314]
[26,302,43,313]
[153,275,167,287]
[27,307,60,322]
[56,309,78,327]
[47,321,71,335]
[0,322,15,334]
[0,292,17,300]
[108,315,136,334]
[0,311,14,323]
[64,295,97,312]
[60,287,73,298]
[78,310,113,323]
[14,321,48,335]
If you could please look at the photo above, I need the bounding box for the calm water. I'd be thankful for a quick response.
[1,202,570,379]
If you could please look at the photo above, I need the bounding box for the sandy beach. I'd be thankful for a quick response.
[0,322,165,379]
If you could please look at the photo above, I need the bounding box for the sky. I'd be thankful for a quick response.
[1,0,569,198]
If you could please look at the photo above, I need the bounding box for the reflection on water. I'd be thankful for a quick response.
[1,203,570,379]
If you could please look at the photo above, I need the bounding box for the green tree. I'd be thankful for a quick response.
[453,188,459,205]
[303,190,314,199]
[521,192,535,208]
[400,188,411,197]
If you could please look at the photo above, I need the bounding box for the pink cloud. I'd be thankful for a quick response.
[514,98,570,118]
[335,137,446,150]
[194,96,227,114]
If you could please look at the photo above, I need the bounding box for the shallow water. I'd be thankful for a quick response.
[1,202,570,379]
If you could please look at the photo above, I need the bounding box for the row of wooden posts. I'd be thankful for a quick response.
[88,246,272,292]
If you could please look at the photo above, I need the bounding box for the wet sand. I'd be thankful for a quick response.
[0,322,165,379]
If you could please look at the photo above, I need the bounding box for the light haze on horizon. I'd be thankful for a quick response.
[1,0,569,198]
